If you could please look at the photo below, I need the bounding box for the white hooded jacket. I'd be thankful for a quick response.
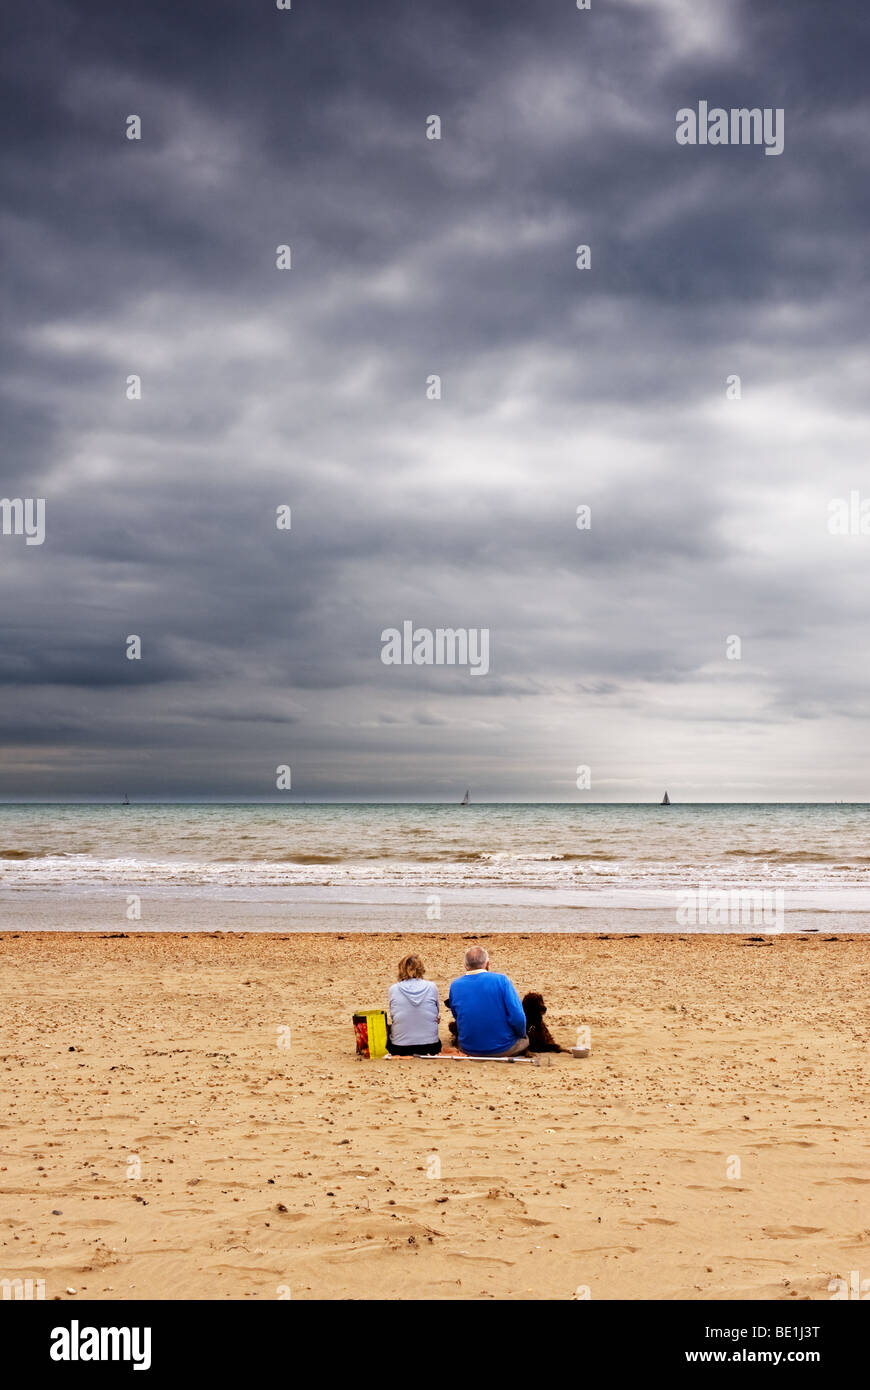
[388,978,440,1045]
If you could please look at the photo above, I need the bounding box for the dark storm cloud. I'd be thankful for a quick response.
[1,0,869,799]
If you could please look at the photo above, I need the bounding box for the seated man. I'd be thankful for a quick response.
[447,945,529,1057]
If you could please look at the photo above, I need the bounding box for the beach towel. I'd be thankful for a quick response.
[385,1046,542,1065]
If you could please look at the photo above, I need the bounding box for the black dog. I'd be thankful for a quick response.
[522,992,564,1052]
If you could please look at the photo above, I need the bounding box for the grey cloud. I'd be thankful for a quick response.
[1,0,868,798]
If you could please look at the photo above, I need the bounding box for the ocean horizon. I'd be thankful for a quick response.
[2,802,869,933]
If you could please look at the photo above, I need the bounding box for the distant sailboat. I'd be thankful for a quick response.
[661,791,670,805]
[460,789,470,806]
[122,792,130,806]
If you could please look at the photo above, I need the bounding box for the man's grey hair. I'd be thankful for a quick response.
[465,945,489,969]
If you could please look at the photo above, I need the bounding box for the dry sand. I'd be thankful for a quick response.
[0,931,867,1301]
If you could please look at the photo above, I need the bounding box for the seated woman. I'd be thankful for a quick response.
[387,954,442,1055]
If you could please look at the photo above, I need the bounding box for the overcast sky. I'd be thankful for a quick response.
[1,0,869,801]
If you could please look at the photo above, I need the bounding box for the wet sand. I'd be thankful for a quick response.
[0,931,867,1300]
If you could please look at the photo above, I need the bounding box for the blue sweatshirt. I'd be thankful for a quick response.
[447,971,527,1056]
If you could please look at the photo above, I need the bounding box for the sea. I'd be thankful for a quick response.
[1,802,869,934]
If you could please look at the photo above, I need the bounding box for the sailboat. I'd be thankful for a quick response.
[661,791,670,805]
[122,793,130,806]
[460,789,470,806]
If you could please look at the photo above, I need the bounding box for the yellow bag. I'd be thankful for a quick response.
[353,1009,388,1058]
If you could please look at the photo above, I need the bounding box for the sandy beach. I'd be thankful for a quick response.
[0,931,866,1301]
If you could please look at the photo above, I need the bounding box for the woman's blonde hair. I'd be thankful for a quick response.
[397,954,426,980]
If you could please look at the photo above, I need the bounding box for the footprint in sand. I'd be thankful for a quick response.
[762,1225,824,1238]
